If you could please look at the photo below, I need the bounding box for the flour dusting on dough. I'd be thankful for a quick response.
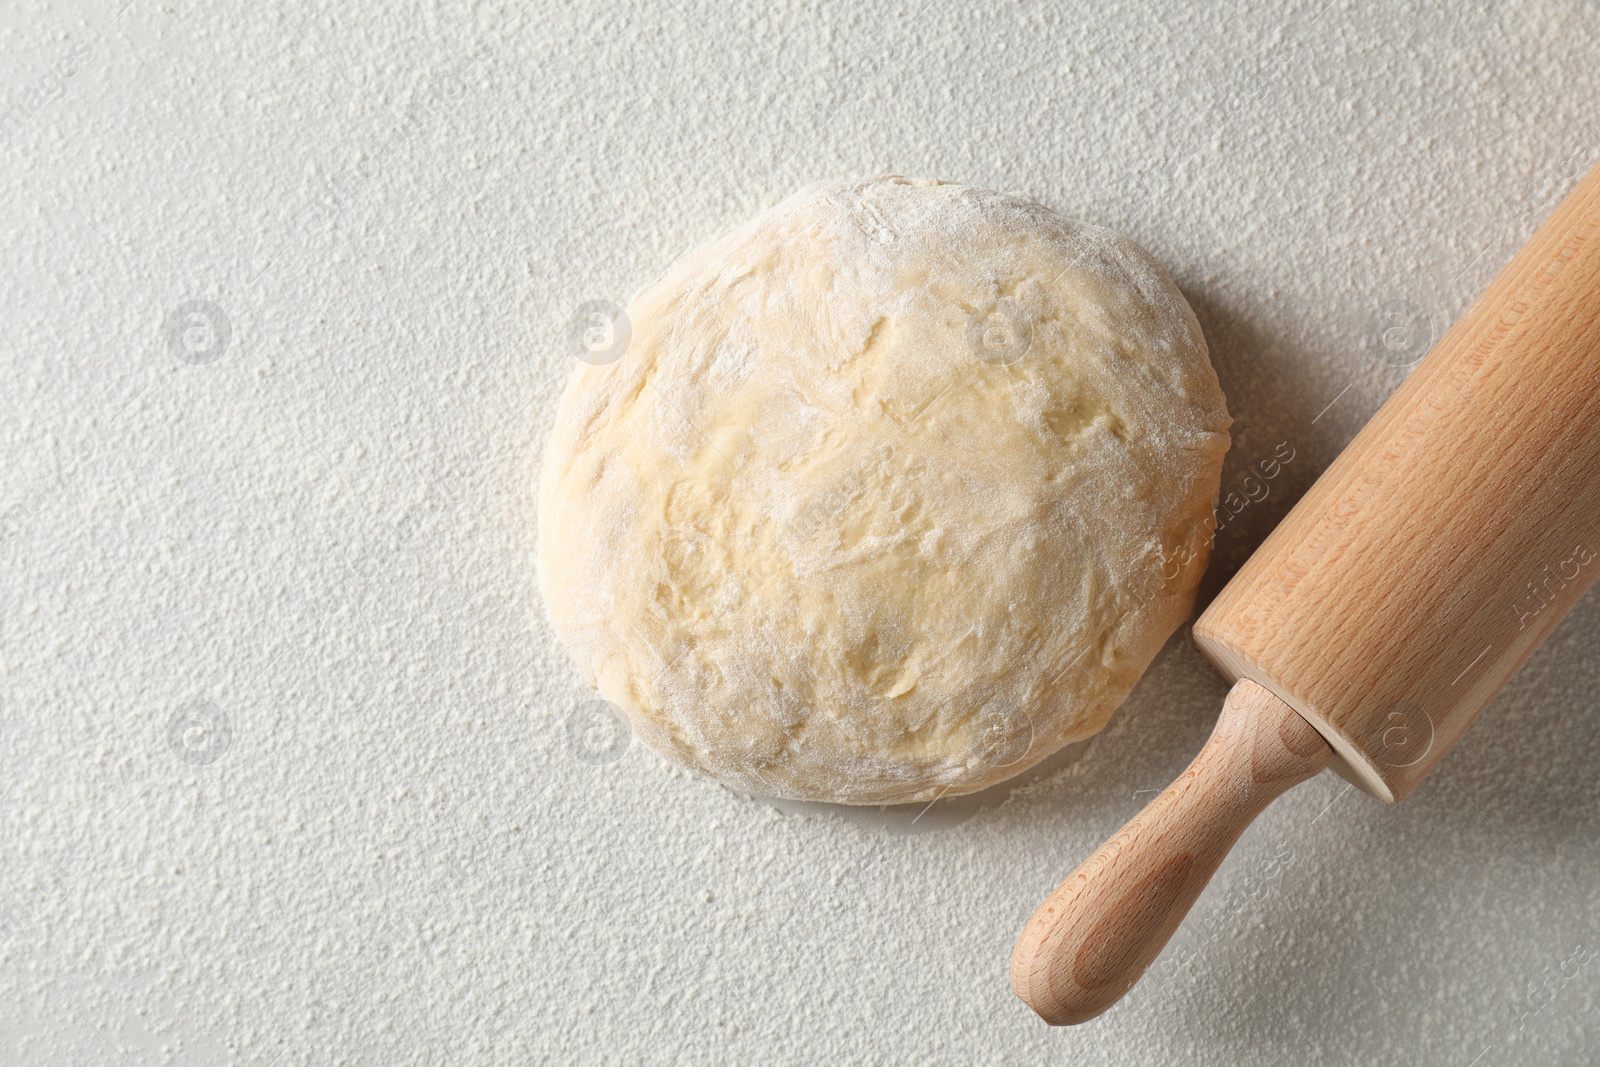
[539,176,1230,804]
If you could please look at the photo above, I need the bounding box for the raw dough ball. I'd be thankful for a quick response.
[540,176,1229,804]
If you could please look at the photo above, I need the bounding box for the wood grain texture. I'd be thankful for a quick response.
[1194,161,1600,801]
[1011,680,1332,1025]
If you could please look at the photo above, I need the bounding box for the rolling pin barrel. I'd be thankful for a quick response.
[1014,161,1600,1024]
[1194,160,1600,801]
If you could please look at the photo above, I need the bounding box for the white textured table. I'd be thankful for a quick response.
[4,1,1599,1063]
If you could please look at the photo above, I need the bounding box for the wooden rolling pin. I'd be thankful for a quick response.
[1011,160,1600,1025]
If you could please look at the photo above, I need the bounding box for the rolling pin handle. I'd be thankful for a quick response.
[1010,679,1333,1024]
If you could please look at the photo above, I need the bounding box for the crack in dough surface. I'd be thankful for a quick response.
[539,176,1230,804]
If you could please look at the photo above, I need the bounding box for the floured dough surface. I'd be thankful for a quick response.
[539,176,1230,804]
